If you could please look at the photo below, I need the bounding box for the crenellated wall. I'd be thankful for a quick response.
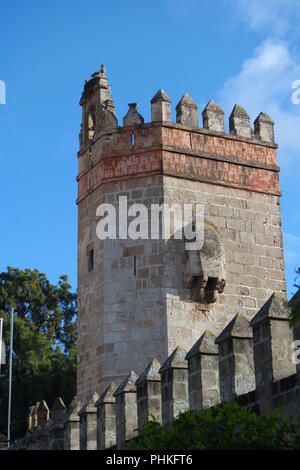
[17,294,300,450]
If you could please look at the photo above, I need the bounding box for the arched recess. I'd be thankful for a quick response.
[87,106,96,141]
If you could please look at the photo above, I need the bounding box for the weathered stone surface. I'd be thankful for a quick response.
[176,93,198,128]
[186,330,218,358]
[229,104,251,138]
[123,103,144,127]
[95,382,116,450]
[63,396,81,451]
[38,420,52,450]
[250,294,296,413]
[136,358,162,432]
[202,100,225,133]
[76,73,286,406]
[254,112,274,143]
[216,312,253,343]
[186,331,220,410]
[159,347,189,424]
[50,398,67,422]
[35,401,50,428]
[216,314,255,401]
[79,65,117,146]
[151,89,172,122]
[78,392,99,450]
[184,221,226,303]
[250,292,290,326]
[114,371,138,449]
[27,405,35,432]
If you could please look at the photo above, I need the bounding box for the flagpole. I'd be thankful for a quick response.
[7,308,14,449]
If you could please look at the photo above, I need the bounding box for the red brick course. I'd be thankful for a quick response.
[77,124,280,203]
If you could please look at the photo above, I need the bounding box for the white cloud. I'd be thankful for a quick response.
[218,40,300,166]
[234,0,300,37]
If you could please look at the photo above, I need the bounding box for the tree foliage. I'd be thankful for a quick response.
[125,404,300,450]
[0,267,77,440]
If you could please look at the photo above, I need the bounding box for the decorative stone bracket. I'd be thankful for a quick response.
[184,222,226,303]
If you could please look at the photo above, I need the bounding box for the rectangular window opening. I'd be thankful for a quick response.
[88,249,94,273]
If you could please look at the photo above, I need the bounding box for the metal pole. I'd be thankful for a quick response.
[7,308,14,449]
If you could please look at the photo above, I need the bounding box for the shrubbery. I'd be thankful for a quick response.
[125,403,300,450]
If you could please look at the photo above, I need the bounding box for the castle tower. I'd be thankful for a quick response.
[76,67,286,402]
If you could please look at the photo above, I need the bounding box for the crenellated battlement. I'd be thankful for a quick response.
[77,66,279,206]
[17,294,300,450]
[79,66,276,149]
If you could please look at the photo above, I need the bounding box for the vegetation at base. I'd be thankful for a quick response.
[125,403,300,450]
[0,267,77,440]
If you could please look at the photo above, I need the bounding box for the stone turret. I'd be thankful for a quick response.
[151,89,172,122]
[78,392,99,450]
[50,398,67,422]
[202,100,225,133]
[176,93,198,128]
[250,294,295,383]
[136,358,162,432]
[77,66,286,405]
[216,313,255,402]
[35,401,50,428]
[123,103,144,126]
[95,383,116,450]
[186,330,220,410]
[114,371,138,449]
[229,104,251,137]
[62,396,81,450]
[254,112,274,143]
[79,64,117,146]
[159,347,189,425]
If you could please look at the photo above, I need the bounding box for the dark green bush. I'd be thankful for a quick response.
[125,403,300,450]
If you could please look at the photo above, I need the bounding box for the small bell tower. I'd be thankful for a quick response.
[79,64,117,147]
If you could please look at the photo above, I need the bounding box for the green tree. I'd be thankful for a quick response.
[0,267,77,440]
[125,404,300,450]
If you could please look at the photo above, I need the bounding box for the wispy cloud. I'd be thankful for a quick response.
[221,3,300,297]
[234,0,300,37]
[218,40,300,166]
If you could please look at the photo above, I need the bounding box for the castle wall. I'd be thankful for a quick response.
[78,175,170,401]
[76,70,286,403]
[78,170,286,402]
[163,175,286,354]
[20,299,300,450]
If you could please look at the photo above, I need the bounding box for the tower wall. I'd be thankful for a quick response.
[77,70,286,402]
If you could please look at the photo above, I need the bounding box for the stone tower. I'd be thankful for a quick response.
[76,66,286,402]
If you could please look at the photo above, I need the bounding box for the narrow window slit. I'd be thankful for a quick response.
[133,256,137,276]
[88,249,94,273]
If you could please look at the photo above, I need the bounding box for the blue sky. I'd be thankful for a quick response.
[0,0,299,297]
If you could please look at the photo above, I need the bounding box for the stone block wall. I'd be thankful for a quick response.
[77,69,286,404]
[18,294,300,451]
